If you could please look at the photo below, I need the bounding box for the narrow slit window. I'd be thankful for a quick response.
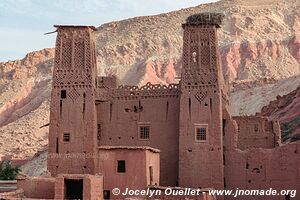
[166,101,169,120]
[83,93,86,114]
[63,133,70,142]
[109,103,112,121]
[117,160,126,173]
[60,100,63,118]
[56,137,59,153]
[254,124,259,132]
[188,98,191,119]
[97,124,101,140]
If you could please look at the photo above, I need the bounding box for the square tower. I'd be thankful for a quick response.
[48,25,98,175]
[178,13,225,189]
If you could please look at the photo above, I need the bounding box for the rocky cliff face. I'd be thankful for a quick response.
[0,0,299,159]
[0,49,53,160]
[257,85,300,142]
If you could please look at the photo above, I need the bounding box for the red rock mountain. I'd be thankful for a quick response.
[0,0,299,160]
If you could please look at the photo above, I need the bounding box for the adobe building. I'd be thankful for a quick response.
[1,12,299,200]
[97,146,160,199]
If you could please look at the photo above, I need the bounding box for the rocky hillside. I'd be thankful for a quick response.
[0,0,300,160]
[95,0,300,85]
[257,85,300,142]
[231,75,300,116]
[232,74,300,142]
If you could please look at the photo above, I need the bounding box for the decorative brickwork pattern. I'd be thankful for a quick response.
[52,29,94,89]
[181,26,219,87]
[48,26,98,176]
[112,82,179,100]
[194,91,208,103]
[68,88,80,102]
[179,13,225,190]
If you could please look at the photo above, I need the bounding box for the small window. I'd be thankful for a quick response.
[97,124,101,140]
[63,133,70,142]
[254,124,259,132]
[192,51,197,63]
[196,128,206,141]
[195,125,208,142]
[61,90,67,98]
[56,137,59,153]
[140,126,150,140]
[117,160,126,173]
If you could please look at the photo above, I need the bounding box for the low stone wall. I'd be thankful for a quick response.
[0,188,24,199]
[17,177,55,199]
[225,141,300,200]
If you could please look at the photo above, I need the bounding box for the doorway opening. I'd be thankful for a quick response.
[104,190,110,200]
[64,179,83,199]
[149,166,153,185]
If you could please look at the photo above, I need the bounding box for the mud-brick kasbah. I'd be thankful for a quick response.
[1,13,299,200]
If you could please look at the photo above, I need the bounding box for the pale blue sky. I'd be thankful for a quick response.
[0,0,218,62]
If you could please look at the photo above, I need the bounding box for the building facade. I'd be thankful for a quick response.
[44,13,300,200]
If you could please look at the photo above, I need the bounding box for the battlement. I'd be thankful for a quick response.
[183,12,225,28]
[95,82,179,102]
[112,82,179,100]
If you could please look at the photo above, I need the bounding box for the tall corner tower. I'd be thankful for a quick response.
[48,25,98,175]
[178,13,225,189]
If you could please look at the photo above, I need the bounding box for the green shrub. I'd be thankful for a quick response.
[0,161,21,180]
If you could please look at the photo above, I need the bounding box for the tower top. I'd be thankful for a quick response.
[54,25,97,31]
[183,13,225,28]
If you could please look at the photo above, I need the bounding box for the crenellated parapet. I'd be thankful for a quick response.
[113,82,179,100]
[96,82,179,102]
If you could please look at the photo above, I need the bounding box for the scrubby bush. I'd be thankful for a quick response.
[0,161,21,180]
